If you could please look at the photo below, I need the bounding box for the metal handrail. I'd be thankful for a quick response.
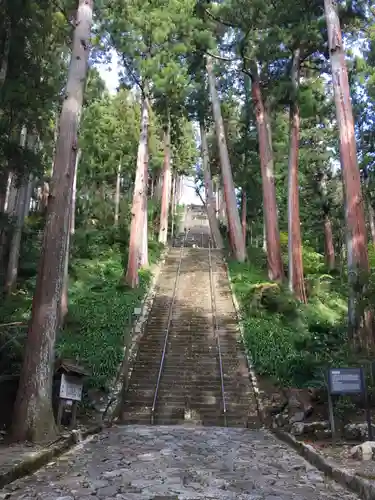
[151,231,187,424]
[208,238,227,426]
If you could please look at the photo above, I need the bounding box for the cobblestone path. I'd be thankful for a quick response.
[2,425,359,500]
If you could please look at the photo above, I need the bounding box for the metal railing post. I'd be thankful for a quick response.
[208,239,227,426]
[150,230,187,424]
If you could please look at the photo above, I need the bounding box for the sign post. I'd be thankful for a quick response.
[327,367,372,441]
[54,359,88,428]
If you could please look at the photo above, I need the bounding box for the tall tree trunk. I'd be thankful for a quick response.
[150,172,155,199]
[2,172,13,212]
[324,213,335,271]
[3,127,28,292]
[179,175,183,205]
[200,123,224,249]
[125,96,149,287]
[206,55,245,261]
[263,217,267,252]
[362,164,375,246]
[320,172,335,270]
[324,0,371,349]
[287,49,306,303]
[173,172,180,208]
[155,171,163,201]
[4,174,32,294]
[159,119,171,244]
[251,67,283,280]
[60,148,81,327]
[241,189,246,246]
[70,149,80,235]
[0,14,11,90]
[114,160,121,227]
[11,0,93,443]
[140,133,149,267]
[170,173,176,241]
[368,202,375,246]
[7,176,18,215]
[4,173,33,295]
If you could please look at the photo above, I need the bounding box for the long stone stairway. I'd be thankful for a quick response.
[121,206,259,427]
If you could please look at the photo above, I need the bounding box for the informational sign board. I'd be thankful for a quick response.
[326,367,372,441]
[59,373,83,402]
[328,368,364,395]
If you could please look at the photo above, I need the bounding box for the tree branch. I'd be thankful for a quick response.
[195,187,206,207]
[203,7,241,29]
[0,322,26,328]
[204,50,238,63]
[120,53,144,96]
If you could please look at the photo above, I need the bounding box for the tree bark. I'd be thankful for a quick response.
[70,149,80,235]
[319,172,335,270]
[4,175,33,295]
[324,213,335,271]
[287,48,306,303]
[241,189,246,247]
[140,132,149,267]
[170,173,176,241]
[155,171,163,201]
[263,216,267,252]
[0,14,11,90]
[362,164,375,246]
[159,119,171,245]
[200,123,224,249]
[60,148,81,327]
[206,55,245,261]
[1,172,13,213]
[4,127,29,293]
[11,0,93,443]
[218,189,227,225]
[368,202,375,246]
[324,0,371,349]
[125,96,149,287]
[251,68,283,280]
[114,160,121,227]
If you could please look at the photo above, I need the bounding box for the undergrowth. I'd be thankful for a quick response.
[229,244,353,389]
[0,226,163,391]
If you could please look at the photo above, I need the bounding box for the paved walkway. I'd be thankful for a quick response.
[2,425,359,499]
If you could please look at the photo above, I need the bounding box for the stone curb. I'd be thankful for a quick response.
[222,258,266,424]
[223,258,375,500]
[104,246,169,421]
[273,429,375,500]
[0,424,103,490]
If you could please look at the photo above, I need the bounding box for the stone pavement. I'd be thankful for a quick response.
[1,425,359,500]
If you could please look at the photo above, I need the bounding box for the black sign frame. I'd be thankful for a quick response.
[326,367,372,441]
[328,367,364,396]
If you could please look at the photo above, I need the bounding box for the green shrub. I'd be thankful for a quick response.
[302,245,325,275]
[246,245,268,270]
[1,222,163,391]
[229,246,351,388]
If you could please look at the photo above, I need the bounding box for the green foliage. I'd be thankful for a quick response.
[0,224,163,390]
[57,238,163,389]
[229,245,350,388]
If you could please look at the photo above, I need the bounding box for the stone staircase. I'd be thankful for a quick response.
[121,213,259,428]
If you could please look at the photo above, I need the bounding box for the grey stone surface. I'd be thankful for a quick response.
[2,425,359,499]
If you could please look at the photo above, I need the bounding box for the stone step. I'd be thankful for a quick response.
[118,241,260,428]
